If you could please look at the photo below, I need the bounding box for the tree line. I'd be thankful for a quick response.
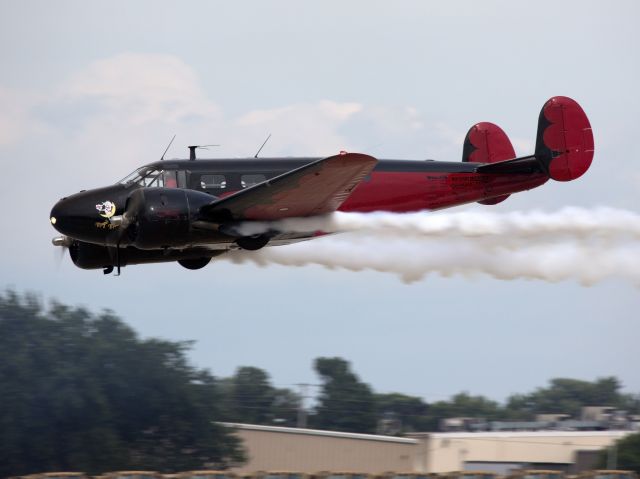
[1,290,638,475]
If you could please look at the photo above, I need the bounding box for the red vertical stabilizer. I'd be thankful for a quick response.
[462,122,516,205]
[535,96,594,182]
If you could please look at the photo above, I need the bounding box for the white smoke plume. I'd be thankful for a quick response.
[225,207,640,285]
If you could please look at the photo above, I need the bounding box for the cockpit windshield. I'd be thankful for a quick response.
[118,167,179,188]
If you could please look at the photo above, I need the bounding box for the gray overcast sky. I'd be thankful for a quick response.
[0,0,638,402]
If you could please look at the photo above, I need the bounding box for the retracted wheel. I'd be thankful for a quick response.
[178,257,211,270]
[236,234,270,251]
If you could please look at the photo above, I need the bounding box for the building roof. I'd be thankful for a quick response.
[219,423,418,444]
[407,430,631,439]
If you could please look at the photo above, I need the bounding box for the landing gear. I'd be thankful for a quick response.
[236,234,270,251]
[178,257,211,270]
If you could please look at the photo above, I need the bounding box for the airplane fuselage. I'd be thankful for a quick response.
[48,95,594,273]
[49,156,548,272]
[52,156,548,244]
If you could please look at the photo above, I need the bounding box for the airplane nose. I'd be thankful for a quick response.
[50,199,66,234]
[49,185,125,243]
[49,197,78,235]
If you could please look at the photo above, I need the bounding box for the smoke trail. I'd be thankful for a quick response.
[225,208,640,285]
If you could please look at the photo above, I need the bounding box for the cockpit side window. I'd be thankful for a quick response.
[142,170,163,187]
[120,168,182,188]
[118,167,148,186]
[163,170,178,188]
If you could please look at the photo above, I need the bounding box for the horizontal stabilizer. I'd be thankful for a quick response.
[475,155,543,175]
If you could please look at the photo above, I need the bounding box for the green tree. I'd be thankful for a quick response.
[374,393,430,433]
[271,387,301,427]
[0,290,244,476]
[598,432,640,473]
[311,357,376,433]
[216,367,300,426]
[230,366,275,424]
[424,392,503,430]
[505,377,628,418]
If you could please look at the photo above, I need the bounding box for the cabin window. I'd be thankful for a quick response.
[119,167,161,187]
[200,174,227,189]
[241,173,266,188]
[119,167,190,189]
[162,170,178,188]
[140,169,163,187]
[177,170,187,188]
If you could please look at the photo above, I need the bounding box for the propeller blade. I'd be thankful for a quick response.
[52,236,71,270]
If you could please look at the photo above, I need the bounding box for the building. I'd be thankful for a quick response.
[407,431,631,474]
[223,423,418,473]
[439,408,640,433]
[222,424,634,474]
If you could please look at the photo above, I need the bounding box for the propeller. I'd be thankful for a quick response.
[51,236,73,270]
[106,188,146,275]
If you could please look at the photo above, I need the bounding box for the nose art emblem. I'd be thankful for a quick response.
[96,201,116,218]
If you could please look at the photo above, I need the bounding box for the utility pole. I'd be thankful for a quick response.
[607,442,618,470]
[296,383,309,428]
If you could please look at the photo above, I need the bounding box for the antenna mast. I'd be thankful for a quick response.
[160,134,176,161]
[254,134,272,158]
[188,144,220,161]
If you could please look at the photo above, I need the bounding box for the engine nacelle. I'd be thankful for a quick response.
[69,240,113,270]
[124,188,215,250]
[69,240,223,270]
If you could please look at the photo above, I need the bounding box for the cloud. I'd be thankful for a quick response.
[0,51,527,189]
[0,85,44,146]
[0,51,463,189]
[0,52,471,158]
[60,53,222,126]
[233,100,365,156]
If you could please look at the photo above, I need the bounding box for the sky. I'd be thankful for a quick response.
[0,0,638,404]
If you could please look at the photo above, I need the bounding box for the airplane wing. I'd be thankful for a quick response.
[199,152,378,222]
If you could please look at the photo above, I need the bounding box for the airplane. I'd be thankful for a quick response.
[50,95,594,274]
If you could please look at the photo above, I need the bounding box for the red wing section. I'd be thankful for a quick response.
[200,152,378,222]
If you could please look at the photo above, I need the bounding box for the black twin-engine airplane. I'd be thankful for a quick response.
[50,96,594,274]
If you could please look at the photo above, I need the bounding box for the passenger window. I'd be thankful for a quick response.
[241,174,266,188]
[200,174,227,189]
[177,170,187,188]
[163,171,178,188]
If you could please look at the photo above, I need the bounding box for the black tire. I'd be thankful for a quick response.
[178,257,211,270]
[236,234,270,251]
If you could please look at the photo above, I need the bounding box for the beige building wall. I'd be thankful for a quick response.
[223,423,418,474]
[408,431,632,473]
[222,424,633,474]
